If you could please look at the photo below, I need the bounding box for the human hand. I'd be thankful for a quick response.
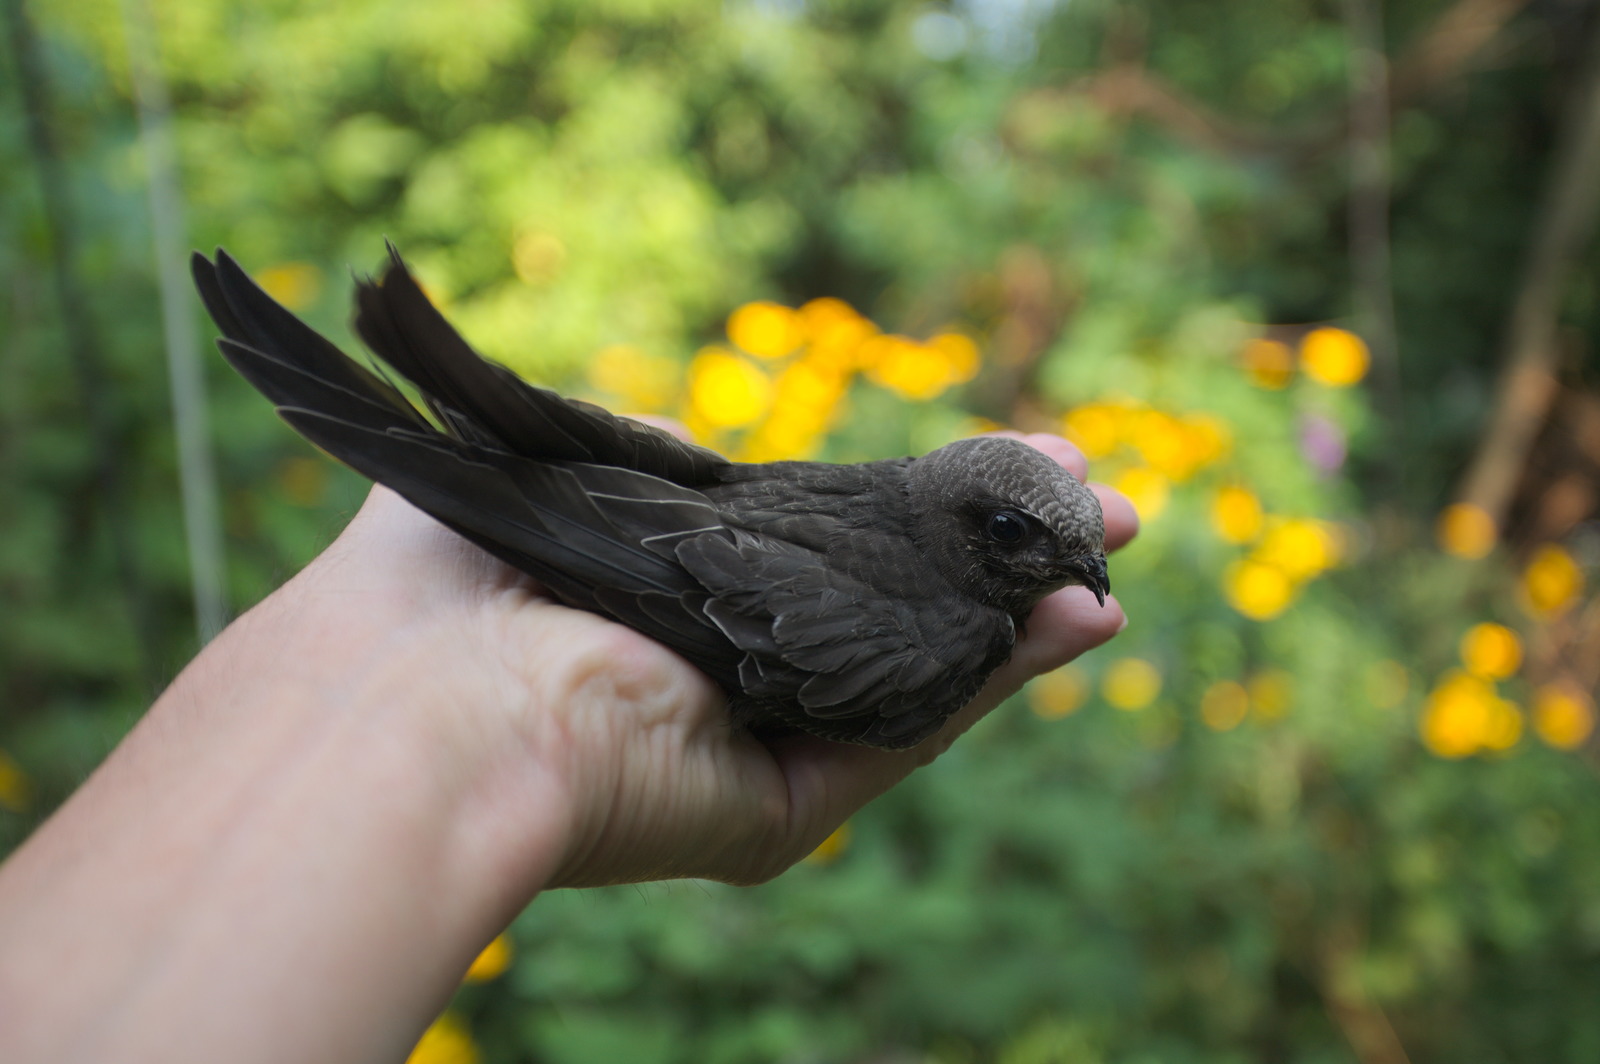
[0,429,1134,1064]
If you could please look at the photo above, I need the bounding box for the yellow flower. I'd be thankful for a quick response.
[862,335,964,400]
[1299,327,1369,386]
[1241,338,1293,389]
[928,331,982,384]
[1364,660,1410,709]
[1531,684,1595,749]
[1458,623,1522,680]
[0,749,30,813]
[728,301,804,359]
[1129,410,1208,481]
[463,934,513,983]
[1061,404,1120,460]
[1255,518,1339,581]
[512,230,566,285]
[1436,502,1496,559]
[588,344,680,413]
[1223,559,1295,621]
[688,348,772,428]
[406,1013,478,1064]
[1521,544,1584,617]
[1211,485,1264,544]
[1112,466,1170,522]
[800,298,877,371]
[805,821,852,865]
[1103,658,1162,710]
[1182,413,1233,468]
[1030,665,1088,720]
[798,297,867,340]
[1199,680,1249,731]
[1248,669,1293,719]
[773,359,847,415]
[1420,671,1498,758]
[740,406,830,461]
[255,262,322,310]
[1480,697,1525,753]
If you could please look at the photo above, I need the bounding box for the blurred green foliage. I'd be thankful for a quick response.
[3,0,1599,1061]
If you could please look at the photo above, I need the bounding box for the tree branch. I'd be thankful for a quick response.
[1456,12,1600,528]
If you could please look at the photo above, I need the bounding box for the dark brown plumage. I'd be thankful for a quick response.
[192,247,1108,749]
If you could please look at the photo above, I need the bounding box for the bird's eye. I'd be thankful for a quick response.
[985,510,1028,544]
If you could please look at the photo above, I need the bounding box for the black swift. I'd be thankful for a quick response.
[192,248,1108,748]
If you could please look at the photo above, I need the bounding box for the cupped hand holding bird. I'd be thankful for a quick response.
[289,428,1138,891]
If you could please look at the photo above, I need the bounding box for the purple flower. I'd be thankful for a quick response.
[1300,413,1346,474]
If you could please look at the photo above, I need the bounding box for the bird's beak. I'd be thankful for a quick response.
[1063,553,1111,607]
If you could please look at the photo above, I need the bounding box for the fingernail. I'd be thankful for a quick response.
[1116,613,1130,633]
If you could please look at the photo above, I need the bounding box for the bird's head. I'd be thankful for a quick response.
[907,436,1109,617]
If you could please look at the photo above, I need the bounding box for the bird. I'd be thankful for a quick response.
[191,246,1109,749]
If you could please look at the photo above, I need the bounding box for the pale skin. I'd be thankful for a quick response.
[0,432,1136,1064]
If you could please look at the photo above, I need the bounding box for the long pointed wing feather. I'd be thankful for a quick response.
[352,244,727,484]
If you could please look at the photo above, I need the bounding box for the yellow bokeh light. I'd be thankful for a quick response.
[741,405,831,462]
[1113,466,1171,522]
[774,360,846,414]
[1248,669,1293,719]
[1200,680,1249,731]
[1299,327,1370,387]
[1030,666,1089,720]
[929,332,981,384]
[1481,697,1525,753]
[1223,559,1295,621]
[1420,671,1498,759]
[805,821,852,865]
[406,1012,479,1064]
[728,301,805,359]
[511,229,566,285]
[1458,623,1522,681]
[688,348,772,428]
[1241,337,1294,389]
[463,934,513,983]
[256,262,322,310]
[588,343,680,413]
[799,296,868,340]
[1364,660,1410,709]
[801,298,877,371]
[1521,544,1584,617]
[1255,518,1338,580]
[1531,684,1595,749]
[1061,404,1120,459]
[1129,410,1193,480]
[1436,502,1496,560]
[862,335,969,400]
[0,749,30,813]
[1183,413,1233,467]
[1211,485,1264,544]
[1103,658,1162,710]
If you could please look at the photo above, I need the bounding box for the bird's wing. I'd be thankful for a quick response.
[351,243,727,485]
[192,250,746,681]
[676,531,1016,748]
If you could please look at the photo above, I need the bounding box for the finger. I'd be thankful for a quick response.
[761,732,925,862]
[1004,587,1126,677]
[1092,484,1140,552]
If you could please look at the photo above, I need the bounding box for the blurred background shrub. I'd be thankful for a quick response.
[3,0,1599,1060]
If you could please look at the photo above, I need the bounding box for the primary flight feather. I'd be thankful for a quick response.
[193,247,1108,749]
